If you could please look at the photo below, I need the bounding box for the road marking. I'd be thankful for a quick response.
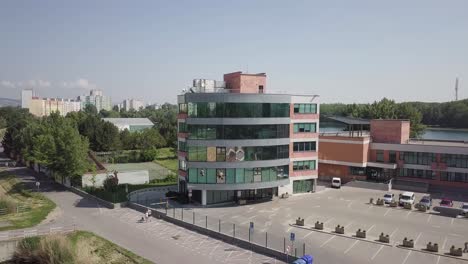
[436,256,441,264]
[401,251,411,264]
[344,240,359,254]
[367,224,375,233]
[431,225,440,228]
[451,218,454,226]
[371,245,384,260]
[389,227,398,237]
[248,215,257,220]
[449,233,462,237]
[324,217,334,224]
[319,235,336,248]
[405,211,411,218]
[441,237,447,250]
[345,221,354,228]
[286,226,293,232]
[414,232,422,244]
[427,214,432,223]
[384,208,391,216]
[303,231,314,239]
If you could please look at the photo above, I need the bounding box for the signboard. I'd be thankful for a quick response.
[290,232,295,241]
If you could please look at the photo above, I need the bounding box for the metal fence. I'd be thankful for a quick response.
[0,225,76,241]
[136,198,308,261]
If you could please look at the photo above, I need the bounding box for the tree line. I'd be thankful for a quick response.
[321,98,468,132]
[320,98,426,137]
[0,103,178,178]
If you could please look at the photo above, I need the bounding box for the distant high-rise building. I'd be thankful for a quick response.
[21,89,33,109]
[21,89,81,117]
[121,99,145,111]
[78,89,112,112]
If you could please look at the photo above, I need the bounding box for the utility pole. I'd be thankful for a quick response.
[455,77,459,101]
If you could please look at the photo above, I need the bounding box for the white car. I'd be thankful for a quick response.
[399,192,415,206]
[383,193,394,204]
[331,177,341,189]
[461,203,468,216]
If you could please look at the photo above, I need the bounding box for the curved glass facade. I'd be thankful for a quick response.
[187,165,289,184]
[187,145,289,162]
[187,102,290,118]
[187,124,289,140]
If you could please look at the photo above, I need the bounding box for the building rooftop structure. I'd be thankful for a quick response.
[103,118,154,132]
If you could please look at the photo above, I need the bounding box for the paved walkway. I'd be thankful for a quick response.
[1,166,283,264]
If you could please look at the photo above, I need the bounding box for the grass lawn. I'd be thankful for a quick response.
[68,231,152,264]
[0,173,56,231]
[10,231,152,264]
[155,147,176,159]
[154,158,177,172]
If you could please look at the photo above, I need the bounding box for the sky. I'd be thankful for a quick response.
[0,0,467,104]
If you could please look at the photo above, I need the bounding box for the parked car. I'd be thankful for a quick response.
[439,198,453,207]
[419,195,432,209]
[331,177,341,189]
[399,192,415,206]
[460,203,468,215]
[383,193,394,204]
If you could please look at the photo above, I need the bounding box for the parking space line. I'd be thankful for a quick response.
[324,217,334,224]
[319,235,336,248]
[436,256,441,264]
[347,201,353,208]
[450,218,454,226]
[427,214,432,223]
[371,245,384,260]
[345,221,354,228]
[401,251,411,264]
[414,232,422,244]
[441,237,447,250]
[405,211,411,218]
[344,240,359,254]
[384,208,391,216]
[390,227,399,237]
[303,231,314,239]
[367,224,375,233]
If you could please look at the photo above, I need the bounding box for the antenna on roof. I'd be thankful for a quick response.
[455,77,459,101]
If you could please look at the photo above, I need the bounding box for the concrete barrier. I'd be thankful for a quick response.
[356,229,366,238]
[314,221,324,230]
[379,233,390,243]
[402,237,414,248]
[403,203,412,210]
[389,201,398,207]
[433,206,463,217]
[376,199,384,206]
[335,225,344,234]
[345,180,389,191]
[295,217,305,226]
[127,202,293,261]
[426,242,439,252]
[450,245,463,256]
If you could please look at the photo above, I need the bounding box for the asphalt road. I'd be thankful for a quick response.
[3,166,284,264]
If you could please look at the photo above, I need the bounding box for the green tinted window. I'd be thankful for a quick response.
[293,104,317,114]
[226,169,235,184]
[206,169,216,183]
[235,168,245,183]
[188,102,290,118]
[244,168,254,183]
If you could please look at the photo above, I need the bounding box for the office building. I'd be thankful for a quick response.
[78,89,112,112]
[177,71,320,205]
[318,118,468,190]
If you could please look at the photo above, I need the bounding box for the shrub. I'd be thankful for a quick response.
[12,235,76,264]
[103,174,119,192]
[0,196,16,214]
[141,148,158,162]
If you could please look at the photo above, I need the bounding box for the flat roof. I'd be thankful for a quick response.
[408,139,468,148]
[102,118,154,126]
[324,116,370,125]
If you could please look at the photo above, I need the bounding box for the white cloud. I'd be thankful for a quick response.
[61,78,96,90]
[0,78,95,90]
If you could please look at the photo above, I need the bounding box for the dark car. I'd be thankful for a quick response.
[419,195,432,209]
[439,198,453,207]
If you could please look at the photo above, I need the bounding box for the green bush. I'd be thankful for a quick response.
[141,148,158,162]
[12,235,76,264]
[0,196,16,214]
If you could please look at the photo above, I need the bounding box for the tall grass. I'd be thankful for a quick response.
[12,235,76,264]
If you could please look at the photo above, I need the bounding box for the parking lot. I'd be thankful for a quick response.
[189,185,468,264]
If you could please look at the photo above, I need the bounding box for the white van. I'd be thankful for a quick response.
[331,177,341,189]
[399,192,415,206]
